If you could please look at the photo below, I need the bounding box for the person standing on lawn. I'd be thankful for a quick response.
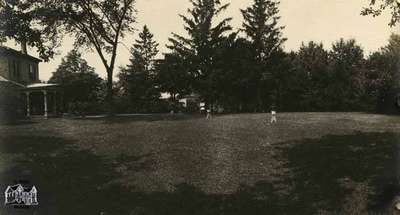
[270,106,277,124]
[206,106,212,120]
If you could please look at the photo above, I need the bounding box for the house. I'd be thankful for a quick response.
[4,184,38,206]
[0,46,59,119]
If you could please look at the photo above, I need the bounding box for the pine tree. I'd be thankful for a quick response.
[119,25,160,112]
[168,0,232,105]
[241,0,286,110]
[241,0,286,62]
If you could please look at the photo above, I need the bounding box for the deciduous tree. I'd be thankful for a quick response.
[0,0,59,60]
[49,50,103,113]
[362,0,400,26]
[41,0,137,112]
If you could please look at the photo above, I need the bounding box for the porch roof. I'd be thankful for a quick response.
[0,75,25,88]
[22,83,60,92]
[26,83,59,89]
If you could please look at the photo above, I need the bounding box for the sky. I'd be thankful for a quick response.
[5,0,400,81]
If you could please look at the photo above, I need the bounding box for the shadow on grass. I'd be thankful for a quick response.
[0,119,38,126]
[0,132,399,214]
[70,114,205,124]
[276,132,400,214]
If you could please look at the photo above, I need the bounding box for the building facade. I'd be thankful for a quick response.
[0,46,59,119]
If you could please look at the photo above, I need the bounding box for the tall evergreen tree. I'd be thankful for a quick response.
[118,25,160,112]
[168,0,232,106]
[241,0,286,61]
[241,0,286,110]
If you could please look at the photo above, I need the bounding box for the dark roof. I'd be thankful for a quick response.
[0,75,26,88]
[0,46,42,63]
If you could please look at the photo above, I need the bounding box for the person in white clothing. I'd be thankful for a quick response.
[206,109,212,119]
[271,110,277,124]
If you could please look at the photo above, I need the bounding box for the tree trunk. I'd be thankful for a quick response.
[106,69,114,115]
[21,39,28,55]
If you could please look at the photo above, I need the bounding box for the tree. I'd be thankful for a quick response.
[294,41,330,110]
[41,0,136,112]
[366,34,400,112]
[362,0,400,26]
[168,0,232,106]
[0,0,59,60]
[241,0,286,61]
[241,0,286,110]
[328,39,366,110]
[155,53,192,102]
[118,25,160,112]
[210,34,260,111]
[49,50,103,114]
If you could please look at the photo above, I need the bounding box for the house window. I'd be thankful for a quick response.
[29,64,37,81]
[12,60,20,80]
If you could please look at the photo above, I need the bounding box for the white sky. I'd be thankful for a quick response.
[5,0,400,81]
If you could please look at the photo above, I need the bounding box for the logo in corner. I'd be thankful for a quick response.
[4,184,38,206]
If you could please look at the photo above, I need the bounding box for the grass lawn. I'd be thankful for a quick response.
[1,112,400,214]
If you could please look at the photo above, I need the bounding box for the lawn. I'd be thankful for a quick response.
[1,113,400,214]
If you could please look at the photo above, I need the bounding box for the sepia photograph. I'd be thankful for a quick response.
[1,0,400,214]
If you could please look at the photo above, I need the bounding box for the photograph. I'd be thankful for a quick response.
[1,0,400,214]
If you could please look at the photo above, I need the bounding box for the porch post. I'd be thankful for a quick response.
[25,92,30,117]
[42,90,48,118]
[53,91,57,115]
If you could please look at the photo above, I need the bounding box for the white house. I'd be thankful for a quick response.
[4,184,38,206]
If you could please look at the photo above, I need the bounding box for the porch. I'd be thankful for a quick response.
[23,83,61,118]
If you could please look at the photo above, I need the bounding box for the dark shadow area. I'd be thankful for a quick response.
[275,132,400,214]
[0,135,153,214]
[0,132,399,214]
[69,113,205,124]
[0,119,38,126]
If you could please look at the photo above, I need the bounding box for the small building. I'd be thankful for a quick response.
[4,184,38,206]
[0,46,60,119]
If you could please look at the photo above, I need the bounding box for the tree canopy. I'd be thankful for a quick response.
[49,50,103,114]
[118,25,160,113]
[168,0,232,105]
[37,0,137,112]
[0,0,59,60]
[362,0,400,26]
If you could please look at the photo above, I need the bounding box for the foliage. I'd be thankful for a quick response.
[49,50,103,114]
[365,34,400,112]
[240,0,287,110]
[327,39,366,111]
[155,52,192,101]
[241,0,286,61]
[38,0,137,111]
[118,25,160,113]
[292,42,330,110]
[0,0,59,60]
[168,0,232,105]
[362,0,400,26]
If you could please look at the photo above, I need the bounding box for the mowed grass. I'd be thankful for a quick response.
[1,113,400,214]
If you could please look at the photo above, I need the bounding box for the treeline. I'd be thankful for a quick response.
[49,0,400,114]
